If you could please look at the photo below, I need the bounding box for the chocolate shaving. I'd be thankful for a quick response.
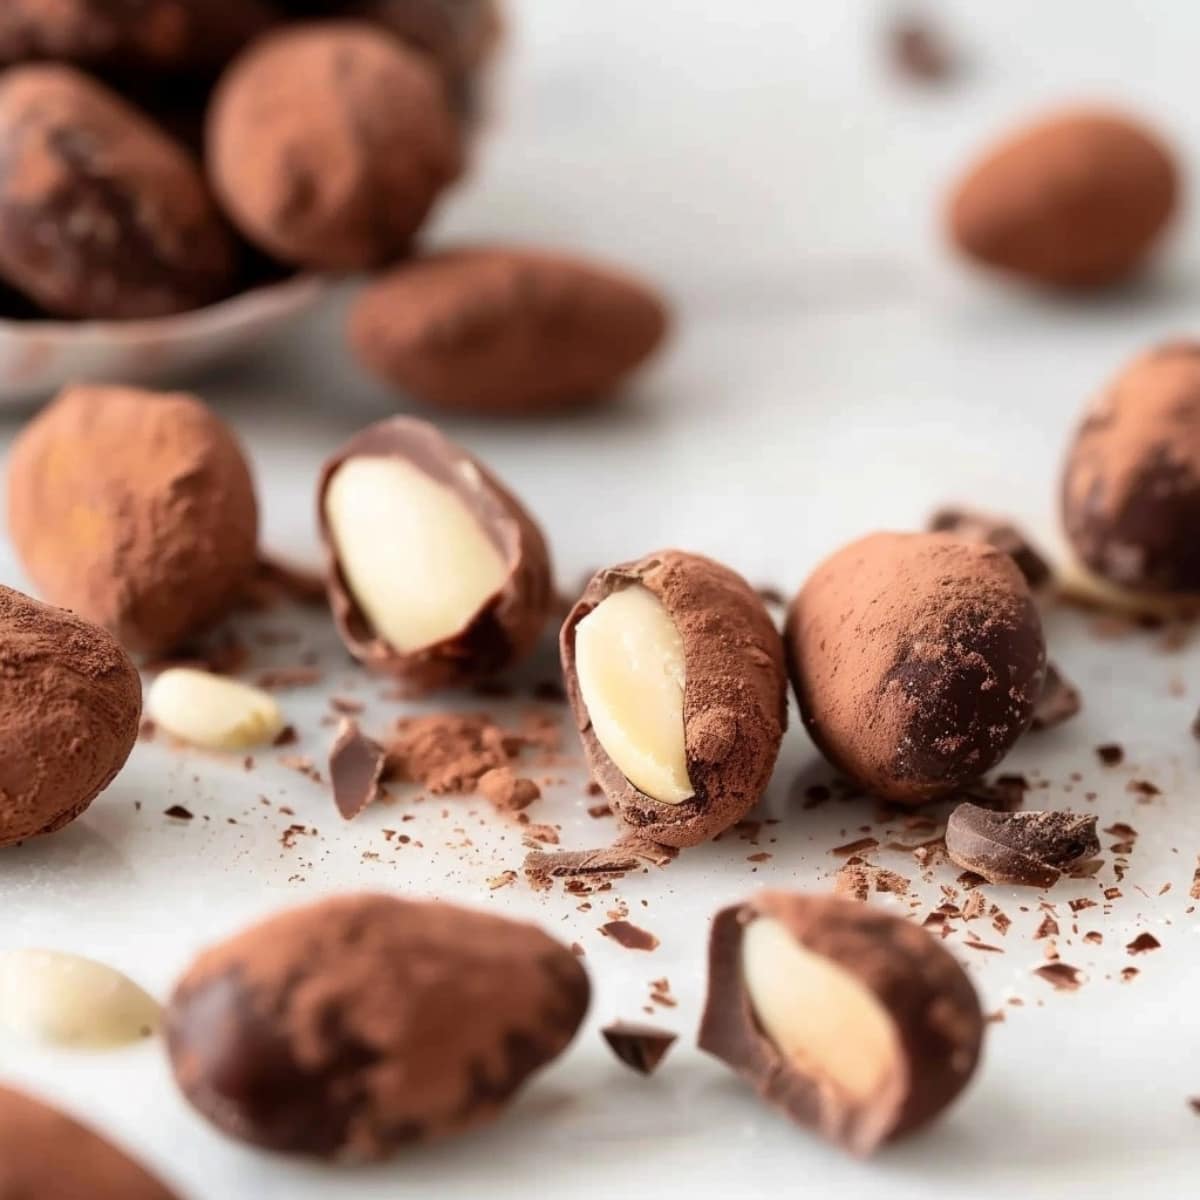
[600,1021,677,1075]
[945,803,1099,887]
[1033,962,1085,991]
[164,805,194,820]
[600,921,660,951]
[1030,662,1082,731]
[1126,932,1161,955]
[328,719,386,820]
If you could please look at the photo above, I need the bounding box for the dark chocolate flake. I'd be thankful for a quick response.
[1033,962,1085,991]
[600,920,660,952]
[945,803,1098,887]
[1096,744,1124,766]
[1126,932,1161,955]
[600,1022,677,1075]
[328,719,386,820]
[164,805,194,820]
[1030,662,1082,731]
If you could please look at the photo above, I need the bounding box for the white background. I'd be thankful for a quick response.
[1,2,1199,1196]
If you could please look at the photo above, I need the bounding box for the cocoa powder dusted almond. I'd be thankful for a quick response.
[348,246,670,415]
[7,385,259,655]
[947,107,1178,289]
[0,586,141,848]
[786,532,1045,805]
[0,65,235,318]
[318,416,552,693]
[561,551,786,848]
[164,893,590,1159]
[698,892,983,1156]
[0,0,278,76]
[945,803,1099,888]
[0,1084,180,1199]
[207,22,462,270]
[1062,342,1200,597]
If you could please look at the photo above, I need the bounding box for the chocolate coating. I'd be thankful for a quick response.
[0,65,236,319]
[0,1,278,76]
[7,385,259,655]
[0,1084,179,1198]
[1062,342,1200,594]
[945,803,1099,888]
[948,108,1177,289]
[348,246,670,414]
[165,893,589,1159]
[698,892,983,1155]
[318,416,553,693]
[207,22,462,270]
[786,532,1045,804]
[562,551,787,848]
[0,586,140,848]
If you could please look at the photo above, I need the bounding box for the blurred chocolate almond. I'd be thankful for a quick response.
[948,108,1178,289]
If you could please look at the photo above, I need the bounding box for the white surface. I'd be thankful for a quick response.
[1,1,1199,1197]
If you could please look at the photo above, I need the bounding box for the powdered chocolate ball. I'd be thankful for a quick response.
[0,586,141,848]
[561,550,787,847]
[207,22,462,270]
[0,1,278,76]
[786,532,1045,804]
[947,108,1178,289]
[165,893,589,1159]
[1062,342,1200,595]
[0,65,236,319]
[7,384,258,655]
[0,1084,179,1198]
[349,247,671,414]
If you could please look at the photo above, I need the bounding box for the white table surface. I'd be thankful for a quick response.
[1,2,1199,1196]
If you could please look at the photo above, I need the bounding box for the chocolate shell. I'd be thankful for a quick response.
[318,416,553,693]
[561,550,787,848]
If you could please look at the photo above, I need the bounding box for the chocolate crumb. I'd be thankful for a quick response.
[1188,1097,1200,1115]
[164,805,194,820]
[1120,967,1139,982]
[1127,779,1161,798]
[328,719,386,820]
[600,921,660,952]
[587,802,613,818]
[478,768,540,814]
[1126,932,1161,955]
[255,666,323,690]
[831,836,879,857]
[1033,962,1085,991]
[1030,662,1082,731]
[272,725,297,747]
[600,1022,676,1075]
[1096,744,1124,766]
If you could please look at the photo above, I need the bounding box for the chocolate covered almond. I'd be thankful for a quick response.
[0,65,235,318]
[1062,342,1200,599]
[699,892,983,1155]
[0,1084,179,1198]
[348,246,670,415]
[0,586,141,848]
[947,107,1177,289]
[165,894,589,1159]
[319,416,553,692]
[7,384,259,655]
[786,532,1045,804]
[561,551,786,847]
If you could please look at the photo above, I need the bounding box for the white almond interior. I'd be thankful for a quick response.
[0,948,160,1047]
[324,456,509,653]
[741,916,901,1105]
[574,584,694,804]
[146,668,285,750]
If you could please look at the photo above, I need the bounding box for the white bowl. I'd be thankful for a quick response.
[0,274,327,406]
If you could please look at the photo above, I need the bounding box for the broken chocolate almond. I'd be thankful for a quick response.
[329,719,387,820]
[601,1021,677,1075]
[318,417,553,693]
[945,803,1099,887]
[699,892,983,1155]
[561,550,787,847]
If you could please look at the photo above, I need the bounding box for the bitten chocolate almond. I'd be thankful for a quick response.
[207,22,461,270]
[0,65,235,318]
[7,385,259,655]
[164,894,589,1159]
[946,803,1099,887]
[1062,342,1200,597]
[561,551,786,847]
[0,1084,180,1198]
[786,532,1045,804]
[348,246,670,414]
[0,586,141,848]
[699,892,983,1155]
[318,416,553,693]
[947,108,1178,289]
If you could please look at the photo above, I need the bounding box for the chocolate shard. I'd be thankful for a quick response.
[1030,662,1082,732]
[329,719,386,821]
[945,803,1099,887]
[601,1021,677,1075]
[928,507,1051,589]
[698,892,983,1156]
